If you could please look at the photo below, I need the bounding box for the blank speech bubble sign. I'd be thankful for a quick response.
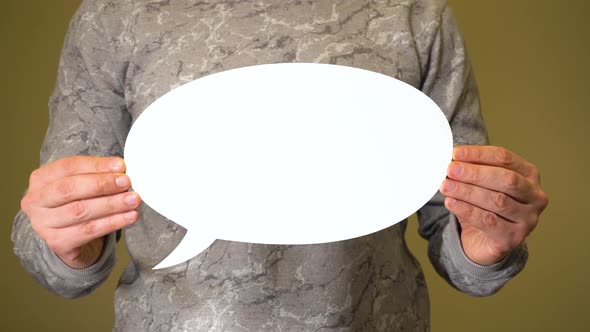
[123,63,453,270]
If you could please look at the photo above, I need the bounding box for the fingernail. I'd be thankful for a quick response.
[115,175,130,188]
[124,193,139,206]
[449,163,463,177]
[443,180,456,192]
[111,159,124,171]
[124,210,138,221]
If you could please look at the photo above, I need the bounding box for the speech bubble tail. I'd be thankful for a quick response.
[153,232,215,270]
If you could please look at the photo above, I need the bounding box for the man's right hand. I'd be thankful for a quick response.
[20,156,141,269]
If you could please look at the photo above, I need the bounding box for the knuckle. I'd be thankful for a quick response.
[496,148,513,165]
[483,211,498,227]
[29,169,42,186]
[494,192,509,211]
[453,201,472,220]
[459,186,476,205]
[524,212,540,232]
[454,183,466,198]
[467,164,478,183]
[504,172,519,191]
[537,190,549,210]
[529,165,541,182]
[81,221,98,236]
[56,179,76,200]
[108,214,120,229]
[463,186,476,203]
[61,156,81,173]
[94,157,103,173]
[103,214,121,233]
[467,146,480,161]
[20,194,32,212]
[95,176,110,194]
[69,201,88,221]
[105,196,118,213]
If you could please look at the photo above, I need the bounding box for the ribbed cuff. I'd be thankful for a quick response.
[38,232,117,282]
[443,213,528,281]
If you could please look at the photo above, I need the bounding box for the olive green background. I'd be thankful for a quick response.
[1,0,587,331]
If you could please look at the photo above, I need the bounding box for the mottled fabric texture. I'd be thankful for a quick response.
[12,0,528,331]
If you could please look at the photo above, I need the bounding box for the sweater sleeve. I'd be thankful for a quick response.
[11,0,130,299]
[416,4,528,297]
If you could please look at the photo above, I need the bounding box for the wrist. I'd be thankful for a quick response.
[462,244,509,266]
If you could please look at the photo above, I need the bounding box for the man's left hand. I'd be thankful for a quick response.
[440,145,548,265]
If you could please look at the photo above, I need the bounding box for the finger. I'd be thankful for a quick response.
[447,161,538,204]
[30,156,125,190]
[38,173,131,208]
[445,197,527,248]
[453,146,540,182]
[44,192,142,228]
[440,179,535,224]
[47,210,139,253]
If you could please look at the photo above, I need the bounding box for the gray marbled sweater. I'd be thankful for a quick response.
[12,0,528,330]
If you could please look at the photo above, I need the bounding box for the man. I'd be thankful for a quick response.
[12,0,547,330]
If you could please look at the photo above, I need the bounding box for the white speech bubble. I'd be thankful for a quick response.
[124,63,453,269]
